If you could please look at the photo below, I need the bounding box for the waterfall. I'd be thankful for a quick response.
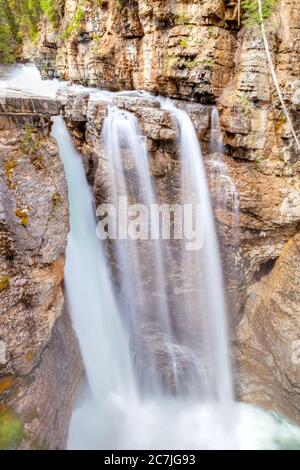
[101,106,175,393]
[160,100,234,405]
[52,110,235,451]
[3,63,300,450]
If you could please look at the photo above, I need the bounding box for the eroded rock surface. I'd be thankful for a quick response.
[0,92,83,449]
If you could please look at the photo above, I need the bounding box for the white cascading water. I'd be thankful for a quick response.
[2,63,300,450]
[102,107,175,393]
[53,109,234,450]
[160,101,234,405]
[51,117,136,401]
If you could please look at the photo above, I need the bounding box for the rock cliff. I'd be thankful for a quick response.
[0,91,83,449]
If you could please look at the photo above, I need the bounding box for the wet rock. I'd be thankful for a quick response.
[0,99,83,449]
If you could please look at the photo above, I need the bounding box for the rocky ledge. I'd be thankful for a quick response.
[0,91,83,450]
[0,90,61,129]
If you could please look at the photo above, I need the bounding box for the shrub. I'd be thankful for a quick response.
[62,6,85,40]
[242,0,277,27]
[0,276,10,292]
[40,0,59,26]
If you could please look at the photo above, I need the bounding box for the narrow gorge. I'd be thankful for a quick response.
[0,0,300,451]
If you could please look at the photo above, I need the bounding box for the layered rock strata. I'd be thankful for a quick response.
[0,91,83,449]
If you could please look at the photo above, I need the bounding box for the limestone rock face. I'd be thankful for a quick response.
[236,233,300,421]
[37,0,238,102]
[0,92,83,449]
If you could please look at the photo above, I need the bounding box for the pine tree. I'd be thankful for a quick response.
[0,0,43,63]
[0,0,17,63]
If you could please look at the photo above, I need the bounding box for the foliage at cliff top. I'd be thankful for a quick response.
[0,0,62,63]
[242,0,277,27]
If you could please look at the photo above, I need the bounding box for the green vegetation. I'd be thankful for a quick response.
[52,191,63,208]
[0,0,63,63]
[185,59,198,69]
[242,0,277,27]
[40,0,60,26]
[180,38,188,48]
[20,124,40,156]
[15,208,30,226]
[62,5,85,40]
[238,94,253,118]
[193,38,203,47]
[0,0,43,62]
[0,276,10,292]
[0,406,24,450]
[176,13,189,25]
[115,0,125,10]
[20,124,46,169]
[201,59,214,68]
[167,55,178,69]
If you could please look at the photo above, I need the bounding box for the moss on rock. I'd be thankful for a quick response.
[0,405,24,450]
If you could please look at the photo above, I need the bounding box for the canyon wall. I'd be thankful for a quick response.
[34,0,300,423]
[0,91,83,449]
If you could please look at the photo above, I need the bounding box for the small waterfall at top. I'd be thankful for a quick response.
[209,107,239,230]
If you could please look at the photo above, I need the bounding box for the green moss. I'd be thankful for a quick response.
[193,38,203,47]
[180,38,188,48]
[40,0,59,27]
[0,406,24,450]
[239,94,253,118]
[201,58,215,68]
[0,276,10,292]
[176,13,189,25]
[207,25,218,37]
[15,208,29,226]
[91,32,104,52]
[115,0,124,10]
[52,192,63,208]
[62,5,86,40]
[185,58,198,69]
[167,55,179,69]
[20,124,40,156]
[4,159,17,189]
